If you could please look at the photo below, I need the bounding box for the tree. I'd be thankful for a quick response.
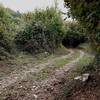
[64,0,100,70]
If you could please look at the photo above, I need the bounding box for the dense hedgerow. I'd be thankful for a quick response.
[15,7,64,54]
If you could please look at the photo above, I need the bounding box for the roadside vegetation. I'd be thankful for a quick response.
[0,0,99,99]
[0,4,87,60]
[63,0,100,99]
[75,54,94,74]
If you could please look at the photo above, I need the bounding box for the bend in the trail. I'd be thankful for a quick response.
[0,49,73,91]
[40,50,84,85]
[20,50,85,100]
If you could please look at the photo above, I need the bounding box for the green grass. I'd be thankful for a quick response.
[14,46,69,66]
[31,57,70,81]
[14,52,56,66]
[52,50,80,68]
[53,45,70,56]
[78,43,93,53]
[75,54,94,74]
[0,46,70,79]
[15,52,35,65]
[4,47,82,81]
[31,50,81,81]
[32,69,49,81]
[53,58,70,68]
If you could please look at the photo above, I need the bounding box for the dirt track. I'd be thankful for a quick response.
[0,49,85,100]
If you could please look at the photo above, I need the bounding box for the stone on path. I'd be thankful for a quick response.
[74,73,90,82]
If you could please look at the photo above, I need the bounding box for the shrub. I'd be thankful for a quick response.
[0,4,22,59]
[15,7,64,54]
[62,22,87,47]
[0,32,11,52]
[15,21,46,53]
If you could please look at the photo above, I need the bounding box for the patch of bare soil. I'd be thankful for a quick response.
[0,50,84,100]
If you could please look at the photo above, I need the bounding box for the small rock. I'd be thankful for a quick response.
[33,94,38,99]
[15,77,18,79]
[44,52,49,57]
[33,86,36,88]
[74,73,90,82]
[82,73,90,82]
[31,88,34,91]
[20,86,23,88]
[74,76,82,80]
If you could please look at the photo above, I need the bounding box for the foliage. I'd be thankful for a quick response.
[62,22,87,47]
[0,4,23,59]
[0,5,11,58]
[76,55,94,74]
[64,0,100,70]
[64,0,100,53]
[15,7,64,54]
[78,43,93,53]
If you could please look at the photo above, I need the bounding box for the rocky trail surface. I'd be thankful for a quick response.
[0,49,86,100]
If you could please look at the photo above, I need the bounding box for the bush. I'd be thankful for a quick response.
[15,7,64,54]
[0,4,22,59]
[15,21,46,53]
[62,22,87,47]
[0,32,11,52]
[0,31,12,60]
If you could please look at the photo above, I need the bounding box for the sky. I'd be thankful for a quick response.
[0,0,67,13]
